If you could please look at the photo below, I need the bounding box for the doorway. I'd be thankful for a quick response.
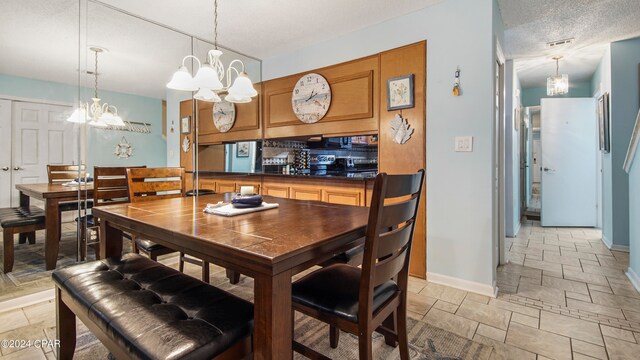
[0,97,75,208]
[522,106,541,219]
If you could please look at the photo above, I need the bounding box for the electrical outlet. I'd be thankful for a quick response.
[455,136,473,152]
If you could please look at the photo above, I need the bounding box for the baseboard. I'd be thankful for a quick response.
[601,236,630,252]
[0,289,55,313]
[513,221,521,237]
[427,272,497,298]
[627,267,640,293]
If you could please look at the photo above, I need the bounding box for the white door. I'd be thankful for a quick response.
[532,139,541,183]
[541,98,597,227]
[0,100,12,207]
[11,101,74,206]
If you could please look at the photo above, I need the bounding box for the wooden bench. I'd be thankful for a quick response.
[53,253,253,360]
[1,206,46,273]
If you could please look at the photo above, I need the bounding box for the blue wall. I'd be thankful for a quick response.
[0,73,166,169]
[607,37,640,247]
[521,81,592,107]
[263,0,503,293]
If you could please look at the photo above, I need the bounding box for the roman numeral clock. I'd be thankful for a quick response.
[291,73,332,123]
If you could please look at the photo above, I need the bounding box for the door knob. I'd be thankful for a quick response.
[543,167,555,172]
[13,167,22,171]
[2,167,8,171]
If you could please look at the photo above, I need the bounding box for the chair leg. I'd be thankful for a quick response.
[18,233,27,244]
[27,232,35,244]
[201,261,210,283]
[79,226,87,261]
[3,229,15,273]
[397,301,410,360]
[329,325,340,348]
[381,310,398,347]
[358,332,373,360]
[56,287,76,360]
[150,252,158,261]
[178,252,184,272]
[226,269,240,284]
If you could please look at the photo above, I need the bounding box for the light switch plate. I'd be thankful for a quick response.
[455,136,473,152]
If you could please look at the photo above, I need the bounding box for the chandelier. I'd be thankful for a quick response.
[547,56,569,96]
[166,0,257,103]
[67,47,125,127]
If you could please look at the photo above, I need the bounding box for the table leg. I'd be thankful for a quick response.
[254,270,293,360]
[99,219,123,259]
[18,192,30,244]
[44,198,60,270]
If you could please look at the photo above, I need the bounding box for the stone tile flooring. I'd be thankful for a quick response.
[1,220,639,359]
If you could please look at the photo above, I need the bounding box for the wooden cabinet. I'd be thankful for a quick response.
[199,178,216,191]
[323,187,363,206]
[262,183,289,198]
[180,100,195,172]
[235,181,261,195]
[198,84,262,144]
[215,180,237,194]
[289,186,323,202]
[263,56,379,139]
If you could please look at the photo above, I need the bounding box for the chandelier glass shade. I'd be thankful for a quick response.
[547,56,569,96]
[66,47,126,127]
[166,0,258,104]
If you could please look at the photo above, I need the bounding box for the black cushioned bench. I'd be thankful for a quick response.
[1,206,46,273]
[53,253,253,360]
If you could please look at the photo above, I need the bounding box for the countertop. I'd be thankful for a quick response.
[189,171,375,181]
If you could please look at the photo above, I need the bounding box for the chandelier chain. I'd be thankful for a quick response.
[94,50,99,99]
[214,0,218,49]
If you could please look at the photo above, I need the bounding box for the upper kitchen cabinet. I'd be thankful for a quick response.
[198,83,262,144]
[263,55,379,139]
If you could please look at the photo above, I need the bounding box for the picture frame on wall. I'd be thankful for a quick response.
[236,142,250,157]
[387,74,414,111]
[180,116,191,134]
[598,92,610,153]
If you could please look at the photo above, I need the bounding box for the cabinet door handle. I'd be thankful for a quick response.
[2,167,9,171]
[13,167,23,171]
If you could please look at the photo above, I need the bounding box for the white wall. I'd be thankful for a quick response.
[263,0,503,294]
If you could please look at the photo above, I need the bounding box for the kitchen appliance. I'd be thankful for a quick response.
[328,157,378,178]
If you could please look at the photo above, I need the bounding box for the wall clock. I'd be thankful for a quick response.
[291,73,331,123]
[213,100,236,133]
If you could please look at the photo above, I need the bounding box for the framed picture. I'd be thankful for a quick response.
[598,92,610,153]
[236,142,250,157]
[180,116,191,134]
[386,74,414,111]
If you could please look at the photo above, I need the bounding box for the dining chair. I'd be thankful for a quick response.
[46,164,93,239]
[291,169,425,360]
[77,166,145,260]
[126,167,211,283]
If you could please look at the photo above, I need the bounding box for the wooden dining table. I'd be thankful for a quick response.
[92,193,369,360]
[16,183,93,270]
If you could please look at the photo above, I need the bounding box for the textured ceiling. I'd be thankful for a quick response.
[498,0,640,88]
[2,0,639,97]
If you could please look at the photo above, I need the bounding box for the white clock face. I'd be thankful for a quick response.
[292,73,331,124]
[213,100,236,133]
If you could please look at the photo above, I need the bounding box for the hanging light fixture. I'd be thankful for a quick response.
[547,56,569,96]
[67,47,126,127]
[166,0,258,103]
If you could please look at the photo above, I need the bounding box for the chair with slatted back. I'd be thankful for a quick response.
[126,167,211,283]
[77,166,145,260]
[291,169,425,360]
[47,165,93,238]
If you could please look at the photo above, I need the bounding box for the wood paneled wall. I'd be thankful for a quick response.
[378,41,427,278]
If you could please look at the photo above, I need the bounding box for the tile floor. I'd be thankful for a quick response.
[1,220,639,359]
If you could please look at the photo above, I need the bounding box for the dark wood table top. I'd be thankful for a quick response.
[16,183,94,199]
[93,193,369,275]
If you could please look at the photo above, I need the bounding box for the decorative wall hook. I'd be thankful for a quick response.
[390,114,414,145]
[453,67,461,96]
[114,136,133,159]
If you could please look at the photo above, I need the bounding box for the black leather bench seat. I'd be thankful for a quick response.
[53,253,253,360]
[0,206,45,228]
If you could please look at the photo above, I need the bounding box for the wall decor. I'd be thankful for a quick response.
[236,141,250,157]
[114,136,133,159]
[292,72,332,123]
[182,136,191,153]
[387,74,414,111]
[453,67,461,96]
[213,100,236,132]
[103,121,152,134]
[598,92,610,153]
[181,116,191,134]
[623,108,640,173]
[390,114,414,145]
[514,107,520,131]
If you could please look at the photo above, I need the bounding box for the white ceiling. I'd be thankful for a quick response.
[1,0,639,97]
[498,0,640,88]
